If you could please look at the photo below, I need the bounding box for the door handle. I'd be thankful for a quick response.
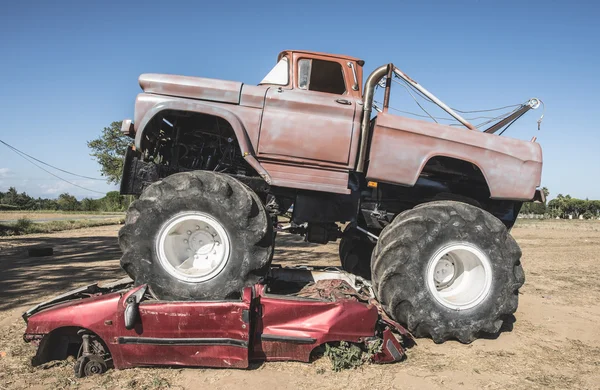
[335,99,352,105]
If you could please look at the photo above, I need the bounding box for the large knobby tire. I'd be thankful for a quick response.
[339,227,375,279]
[119,171,273,300]
[371,201,524,343]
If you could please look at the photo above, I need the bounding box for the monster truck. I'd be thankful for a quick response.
[118,50,544,343]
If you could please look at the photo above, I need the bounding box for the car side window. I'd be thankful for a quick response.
[298,59,346,95]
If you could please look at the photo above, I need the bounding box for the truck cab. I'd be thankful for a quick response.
[257,51,364,172]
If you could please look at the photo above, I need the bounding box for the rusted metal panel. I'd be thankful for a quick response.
[133,93,163,133]
[366,112,543,200]
[234,104,263,153]
[139,74,242,104]
[260,162,350,194]
[240,84,269,109]
[258,88,357,165]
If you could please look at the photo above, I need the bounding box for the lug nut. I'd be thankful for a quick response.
[187,230,192,235]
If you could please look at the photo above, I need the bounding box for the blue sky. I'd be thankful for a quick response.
[0,0,598,200]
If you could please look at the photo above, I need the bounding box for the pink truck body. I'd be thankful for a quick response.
[124,50,542,201]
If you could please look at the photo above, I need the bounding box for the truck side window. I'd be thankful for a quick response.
[298,59,346,95]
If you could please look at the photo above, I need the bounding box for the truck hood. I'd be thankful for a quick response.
[139,74,242,104]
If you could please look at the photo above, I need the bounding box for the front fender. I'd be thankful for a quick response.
[133,96,271,183]
[25,293,121,337]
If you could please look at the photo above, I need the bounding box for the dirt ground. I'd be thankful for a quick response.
[1,220,599,389]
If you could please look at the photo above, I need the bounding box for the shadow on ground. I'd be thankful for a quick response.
[0,231,341,312]
[0,235,124,311]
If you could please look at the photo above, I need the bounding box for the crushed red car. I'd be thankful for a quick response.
[23,267,409,376]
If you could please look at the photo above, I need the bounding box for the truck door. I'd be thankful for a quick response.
[258,57,358,167]
[116,286,252,368]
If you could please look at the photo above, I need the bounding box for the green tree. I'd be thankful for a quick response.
[57,193,79,211]
[87,121,131,184]
[80,197,100,211]
[101,191,126,211]
[3,187,18,205]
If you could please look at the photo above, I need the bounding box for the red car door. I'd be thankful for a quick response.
[115,286,252,369]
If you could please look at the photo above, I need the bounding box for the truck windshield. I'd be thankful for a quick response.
[259,57,288,86]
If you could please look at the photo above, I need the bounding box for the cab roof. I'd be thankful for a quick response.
[278,50,364,66]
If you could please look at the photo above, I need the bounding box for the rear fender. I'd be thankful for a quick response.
[367,113,543,200]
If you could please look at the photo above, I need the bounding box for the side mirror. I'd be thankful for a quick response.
[124,285,147,330]
[124,298,140,330]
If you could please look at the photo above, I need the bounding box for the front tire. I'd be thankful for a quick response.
[371,201,524,343]
[119,171,273,300]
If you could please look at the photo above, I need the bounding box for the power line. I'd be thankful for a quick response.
[0,140,106,194]
[0,139,104,181]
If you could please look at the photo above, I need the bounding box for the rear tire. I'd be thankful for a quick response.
[119,171,273,300]
[371,201,523,343]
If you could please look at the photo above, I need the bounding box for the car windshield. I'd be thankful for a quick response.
[259,57,288,86]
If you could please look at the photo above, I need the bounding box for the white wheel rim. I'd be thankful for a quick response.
[156,212,230,283]
[426,243,492,310]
